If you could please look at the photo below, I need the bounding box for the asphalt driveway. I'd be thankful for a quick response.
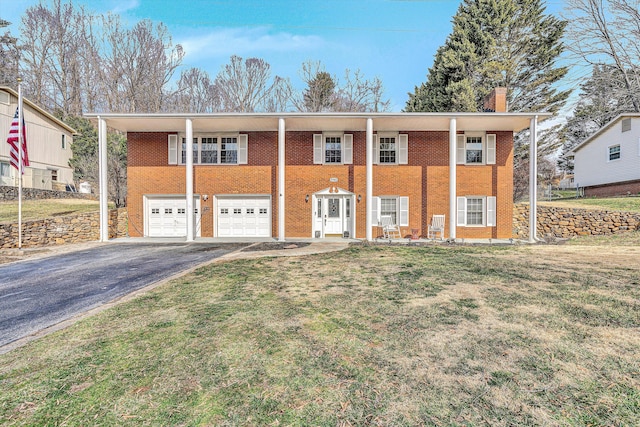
[0,242,248,350]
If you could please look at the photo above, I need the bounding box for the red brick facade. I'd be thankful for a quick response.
[127,128,515,239]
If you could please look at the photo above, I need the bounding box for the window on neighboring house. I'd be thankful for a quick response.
[313,133,353,164]
[609,144,621,161]
[0,91,9,104]
[622,118,631,132]
[171,134,247,165]
[0,162,11,177]
[61,134,66,149]
[51,169,58,181]
[457,196,496,227]
[456,133,496,165]
[372,196,409,227]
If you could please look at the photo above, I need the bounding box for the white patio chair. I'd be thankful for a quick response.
[427,214,445,240]
[380,215,402,240]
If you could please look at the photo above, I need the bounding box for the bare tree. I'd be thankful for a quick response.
[295,60,391,112]
[0,19,19,86]
[335,69,391,112]
[19,0,92,117]
[213,55,292,112]
[100,17,184,113]
[565,0,640,111]
[168,67,220,113]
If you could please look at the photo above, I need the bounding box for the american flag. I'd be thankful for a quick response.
[6,107,29,173]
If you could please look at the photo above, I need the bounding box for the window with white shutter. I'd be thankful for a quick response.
[343,134,353,164]
[457,196,497,227]
[168,134,178,165]
[457,133,495,165]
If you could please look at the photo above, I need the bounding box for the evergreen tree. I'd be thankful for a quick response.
[406,0,570,114]
[303,71,336,112]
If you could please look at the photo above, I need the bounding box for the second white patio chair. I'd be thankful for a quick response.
[427,214,445,240]
[380,215,402,240]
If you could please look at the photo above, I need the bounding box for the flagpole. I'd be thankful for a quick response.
[17,79,22,250]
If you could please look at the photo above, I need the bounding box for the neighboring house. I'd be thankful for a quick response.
[557,173,575,190]
[87,89,547,240]
[0,86,75,191]
[571,114,640,197]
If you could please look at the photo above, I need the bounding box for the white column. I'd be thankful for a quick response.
[449,117,457,241]
[186,118,194,242]
[98,117,109,242]
[529,116,538,243]
[278,118,286,242]
[366,118,373,241]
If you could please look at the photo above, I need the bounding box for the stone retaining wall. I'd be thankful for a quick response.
[513,204,640,239]
[0,185,96,201]
[0,208,128,249]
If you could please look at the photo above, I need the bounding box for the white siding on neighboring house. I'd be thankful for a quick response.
[574,116,640,188]
[0,88,75,188]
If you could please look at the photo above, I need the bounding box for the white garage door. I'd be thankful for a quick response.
[216,196,271,237]
[146,197,201,237]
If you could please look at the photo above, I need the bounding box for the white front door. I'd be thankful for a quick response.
[324,197,342,235]
[313,194,354,238]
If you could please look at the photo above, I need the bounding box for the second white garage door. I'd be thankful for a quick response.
[216,196,271,237]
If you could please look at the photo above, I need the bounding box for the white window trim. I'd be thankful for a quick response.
[608,144,621,162]
[373,132,408,165]
[456,196,497,227]
[456,132,496,165]
[372,196,409,227]
[173,133,247,165]
[313,133,353,165]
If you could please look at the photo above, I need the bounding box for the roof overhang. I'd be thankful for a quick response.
[0,86,77,134]
[83,112,552,134]
[570,113,640,154]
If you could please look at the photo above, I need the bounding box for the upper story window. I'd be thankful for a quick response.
[314,133,353,164]
[61,134,66,149]
[609,144,621,161]
[168,134,247,165]
[374,133,408,164]
[324,135,342,163]
[379,136,396,163]
[622,118,631,132]
[456,133,496,165]
[181,137,198,164]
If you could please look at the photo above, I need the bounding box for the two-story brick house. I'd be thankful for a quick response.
[88,90,547,241]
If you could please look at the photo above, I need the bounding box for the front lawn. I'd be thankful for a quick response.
[1,235,639,425]
[540,195,640,212]
[0,198,103,223]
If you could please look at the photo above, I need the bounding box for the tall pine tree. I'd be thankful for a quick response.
[406,0,570,114]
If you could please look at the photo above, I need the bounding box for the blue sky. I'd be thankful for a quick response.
[2,0,567,111]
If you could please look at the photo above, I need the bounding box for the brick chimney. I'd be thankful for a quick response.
[483,87,507,112]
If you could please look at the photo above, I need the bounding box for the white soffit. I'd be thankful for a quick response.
[84,112,551,133]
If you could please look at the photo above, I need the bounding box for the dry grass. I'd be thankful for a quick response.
[0,198,101,223]
[1,234,639,425]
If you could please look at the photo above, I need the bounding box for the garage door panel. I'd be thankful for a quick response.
[216,196,271,237]
[146,197,201,237]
